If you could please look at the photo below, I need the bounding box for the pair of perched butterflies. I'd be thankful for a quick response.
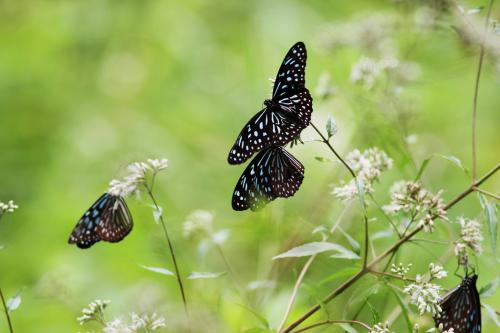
[434,274,481,333]
[68,193,133,249]
[228,42,313,211]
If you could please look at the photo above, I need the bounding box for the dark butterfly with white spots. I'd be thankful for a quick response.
[68,193,133,249]
[228,42,313,165]
[232,146,304,211]
[434,274,481,333]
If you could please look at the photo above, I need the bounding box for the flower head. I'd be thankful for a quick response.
[77,299,110,325]
[429,263,447,280]
[130,312,166,330]
[370,322,394,333]
[332,147,392,201]
[391,262,412,277]
[183,210,214,237]
[108,158,169,197]
[454,217,483,264]
[0,200,18,215]
[404,274,442,316]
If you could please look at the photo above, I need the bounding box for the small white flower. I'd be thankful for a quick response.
[77,299,110,325]
[130,312,166,330]
[147,158,169,172]
[370,322,394,333]
[391,262,412,276]
[429,263,447,280]
[0,200,18,215]
[454,217,483,264]
[103,318,133,333]
[183,210,214,237]
[350,57,381,88]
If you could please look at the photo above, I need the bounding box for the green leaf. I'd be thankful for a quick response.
[273,242,357,259]
[372,229,393,240]
[236,303,270,329]
[338,227,361,254]
[365,299,380,323]
[315,156,331,163]
[140,265,174,276]
[389,286,413,333]
[326,115,338,138]
[483,303,500,327]
[330,249,361,260]
[320,266,360,286]
[339,323,359,333]
[478,194,498,256]
[187,271,226,279]
[6,291,21,312]
[479,277,500,298]
[415,154,469,181]
[349,283,380,306]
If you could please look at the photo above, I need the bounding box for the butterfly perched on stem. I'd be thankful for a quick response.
[434,274,481,333]
[68,193,133,249]
[228,42,313,164]
[232,146,304,211]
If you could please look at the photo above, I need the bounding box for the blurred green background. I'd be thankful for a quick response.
[0,0,498,332]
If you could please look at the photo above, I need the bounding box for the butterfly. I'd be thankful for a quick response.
[232,146,304,211]
[228,42,313,165]
[434,274,481,333]
[68,193,133,249]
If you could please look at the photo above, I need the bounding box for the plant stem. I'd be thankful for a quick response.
[368,270,416,282]
[310,122,355,178]
[290,319,371,333]
[281,163,499,333]
[473,186,500,201]
[144,185,189,318]
[277,254,317,333]
[471,0,495,182]
[0,288,13,333]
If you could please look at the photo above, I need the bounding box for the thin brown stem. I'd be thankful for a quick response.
[144,185,189,318]
[471,0,495,181]
[0,288,14,333]
[290,319,371,333]
[281,163,499,333]
[473,186,500,201]
[368,270,416,282]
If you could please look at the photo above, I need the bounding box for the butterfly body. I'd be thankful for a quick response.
[68,193,133,249]
[228,42,312,165]
[232,146,304,211]
[434,274,481,333]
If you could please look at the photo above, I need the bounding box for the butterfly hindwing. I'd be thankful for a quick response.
[228,42,312,165]
[434,274,481,333]
[68,193,133,249]
[231,146,304,211]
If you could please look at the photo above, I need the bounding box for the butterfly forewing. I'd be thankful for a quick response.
[434,275,481,333]
[272,42,307,98]
[228,42,313,165]
[68,193,133,249]
[231,147,304,211]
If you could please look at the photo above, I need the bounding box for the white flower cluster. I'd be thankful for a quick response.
[391,262,412,277]
[404,274,442,316]
[454,217,483,265]
[108,158,168,197]
[332,147,393,201]
[383,180,447,232]
[0,200,18,215]
[370,322,394,333]
[77,299,110,325]
[103,313,165,333]
[428,263,447,280]
[438,324,455,333]
[350,56,420,89]
[183,210,214,237]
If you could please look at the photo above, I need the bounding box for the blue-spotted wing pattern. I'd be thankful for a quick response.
[232,146,304,211]
[68,193,133,249]
[228,42,313,165]
[434,274,481,333]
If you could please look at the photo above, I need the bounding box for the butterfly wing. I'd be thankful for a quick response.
[270,147,304,198]
[435,275,481,333]
[227,42,312,165]
[228,108,303,164]
[96,196,133,243]
[68,193,114,249]
[68,193,133,249]
[232,148,277,211]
